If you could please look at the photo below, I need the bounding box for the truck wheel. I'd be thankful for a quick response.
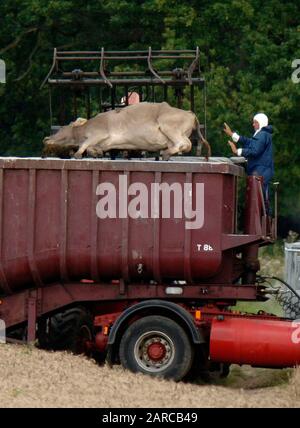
[38,307,94,355]
[207,362,231,382]
[119,315,194,381]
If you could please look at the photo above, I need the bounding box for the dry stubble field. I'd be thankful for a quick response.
[1,251,300,408]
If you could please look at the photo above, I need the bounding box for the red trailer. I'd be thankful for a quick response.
[0,155,299,381]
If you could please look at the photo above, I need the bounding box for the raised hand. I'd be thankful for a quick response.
[223,122,233,137]
[228,140,237,155]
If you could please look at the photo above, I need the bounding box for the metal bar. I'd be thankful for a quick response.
[163,85,168,102]
[273,182,279,240]
[57,56,101,60]
[145,85,150,101]
[117,54,197,58]
[86,87,91,119]
[102,50,196,54]
[176,88,183,109]
[27,294,37,342]
[49,78,205,86]
[57,50,197,54]
[49,87,53,128]
[147,47,165,84]
[101,102,128,109]
[105,55,196,60]
[153,172,162,283]
[119,278,126,295]
[121,171,130,282]
[184,173,193,283]
[99,47,112,88]
[73,90,78,118]
[57,51,101,54]
[190,84,195,112]
[0,169,11,295]
[145,50,196,54]
[242,176,261,284]
[187,46,199,85]
[91,170,100,281]
[110,85,116,109]
[138,86,143,102]
[56,55,196,61]
[151,85,155,102]
[60,170,69,281]
[235,176,239,234]
[62,71,193,77]
[257,177,267,218]
[59,89,66,126]
[125,85,129,106]
[98,87,103,112]
[27,169,43,287]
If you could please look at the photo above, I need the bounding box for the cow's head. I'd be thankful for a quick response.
[42,118,87,157]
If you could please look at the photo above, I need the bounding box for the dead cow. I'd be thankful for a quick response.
[42,102,210,160]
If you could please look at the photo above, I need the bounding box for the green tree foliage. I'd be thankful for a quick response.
[0,0,300,217]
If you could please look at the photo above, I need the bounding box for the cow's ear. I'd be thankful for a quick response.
[73,117,87,127]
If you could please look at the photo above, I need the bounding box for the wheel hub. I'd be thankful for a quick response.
[134,331,175,373]
[147,342,166,361]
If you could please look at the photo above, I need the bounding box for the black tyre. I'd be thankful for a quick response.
[185,344,231,383]
[184,345,210,382]
[6,325,27,341]
[119,315,194,382]
[38,307,94,354]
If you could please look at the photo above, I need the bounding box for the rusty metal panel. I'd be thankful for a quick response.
[0,157,244,296]
[35,169,61,283]
[0,169,11,294]
[2,169,32,290]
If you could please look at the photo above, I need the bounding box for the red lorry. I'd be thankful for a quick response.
[1,49,299,381]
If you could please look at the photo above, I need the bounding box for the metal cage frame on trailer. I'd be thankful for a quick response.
[41,47,207,137]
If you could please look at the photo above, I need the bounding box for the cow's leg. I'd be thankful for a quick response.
[160,147,179,160]
[161,149,171,161]
[86,145,104,158]
[74,137,103,159]
[170,135,191,154]
[74,141,92,159]
[160,138,191,160]
[158,125,192,156]
[179,135,192,153]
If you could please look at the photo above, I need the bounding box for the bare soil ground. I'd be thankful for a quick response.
[0,343,299,408]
